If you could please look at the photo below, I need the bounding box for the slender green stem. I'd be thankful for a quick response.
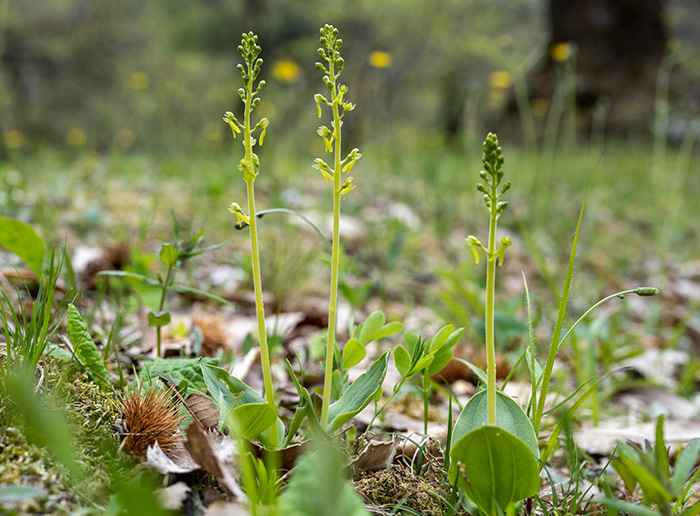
[243,76,277,445]
[156,264,173,357]
[485,200,498,426]
[321,60,342,430]
[422,372,429,434]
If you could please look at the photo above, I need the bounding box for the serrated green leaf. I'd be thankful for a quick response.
[140,357,219,393]
[0,216,44,277]
[342,338,366,369]
[327,351,389,432]
[66,304,109,384]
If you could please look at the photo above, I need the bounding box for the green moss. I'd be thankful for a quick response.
[0,356,120,514]
[352,464,464,516]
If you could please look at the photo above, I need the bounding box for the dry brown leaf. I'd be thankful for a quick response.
[184,422,244,500]
[146,441,200,475]
[186,393,220,430]
[352,436,398,473]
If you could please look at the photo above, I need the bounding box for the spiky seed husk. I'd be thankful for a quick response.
[118,385,184,460]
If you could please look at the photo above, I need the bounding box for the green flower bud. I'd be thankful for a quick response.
[634,287,659,296]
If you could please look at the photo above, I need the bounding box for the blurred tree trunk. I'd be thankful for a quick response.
[533,0,668,133]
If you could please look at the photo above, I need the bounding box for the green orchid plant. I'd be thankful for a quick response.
[222,32,277,444]
[313,24,362,429]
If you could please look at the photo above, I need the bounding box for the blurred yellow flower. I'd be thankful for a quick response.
[530,98,550,117]
[130,72,150,90]
[489,71,513,89]
[66,128,86,147]
[115,129,135,149]
[3,130,24,149]
[272,60,301,83]
[368,51,392,69]
[550,42,572,62]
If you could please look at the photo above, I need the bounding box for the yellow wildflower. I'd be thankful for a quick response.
[272,60,301,83]
[368,51,392,69]
[489,71,513,89]
[550,42,572,62]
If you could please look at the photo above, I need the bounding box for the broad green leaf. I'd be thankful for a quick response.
[327,351,389,432]
[0,216,44,277]
[671,439,700,496]
[342,338,366,369]
[403,332,419,356]
[147,310,171,327]
[201,363,283,448]
[449,426,540,515]
[393,346,411,378]
[428,324,456,353]
[159,243,179,267]
[230,402,277,440]
[370,321,403,342]
[140,357,219,393]
[426,346,454,376]
[596,499,661,516]
[358,311,385,345]
[66,304,109,384]
[453,390,538,458]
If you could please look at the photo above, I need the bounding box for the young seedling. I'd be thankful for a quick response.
[99,213,228,358]
[222,32,276,443]
[314,24,362,429]
[466,132,512,425]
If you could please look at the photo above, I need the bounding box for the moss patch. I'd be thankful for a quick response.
[0,357,119,514]
[352,464,464,516]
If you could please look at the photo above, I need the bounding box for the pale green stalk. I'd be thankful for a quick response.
[314,25,360,430]
[485,200,498,425]
[224,32,275,444]
[242,80,277,446]
[467,133,511,427]
[321,68,342,429]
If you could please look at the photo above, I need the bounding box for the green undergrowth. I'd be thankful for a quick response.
[0,357,117,514]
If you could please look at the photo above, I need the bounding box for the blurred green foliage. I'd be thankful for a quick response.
[2,0,546,155]
[1,1,698,162]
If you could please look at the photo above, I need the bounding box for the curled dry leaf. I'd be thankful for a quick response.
[186,392,221,430]
[352,436,398,474]
[147,441,200,475]
[184,422,244,501]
